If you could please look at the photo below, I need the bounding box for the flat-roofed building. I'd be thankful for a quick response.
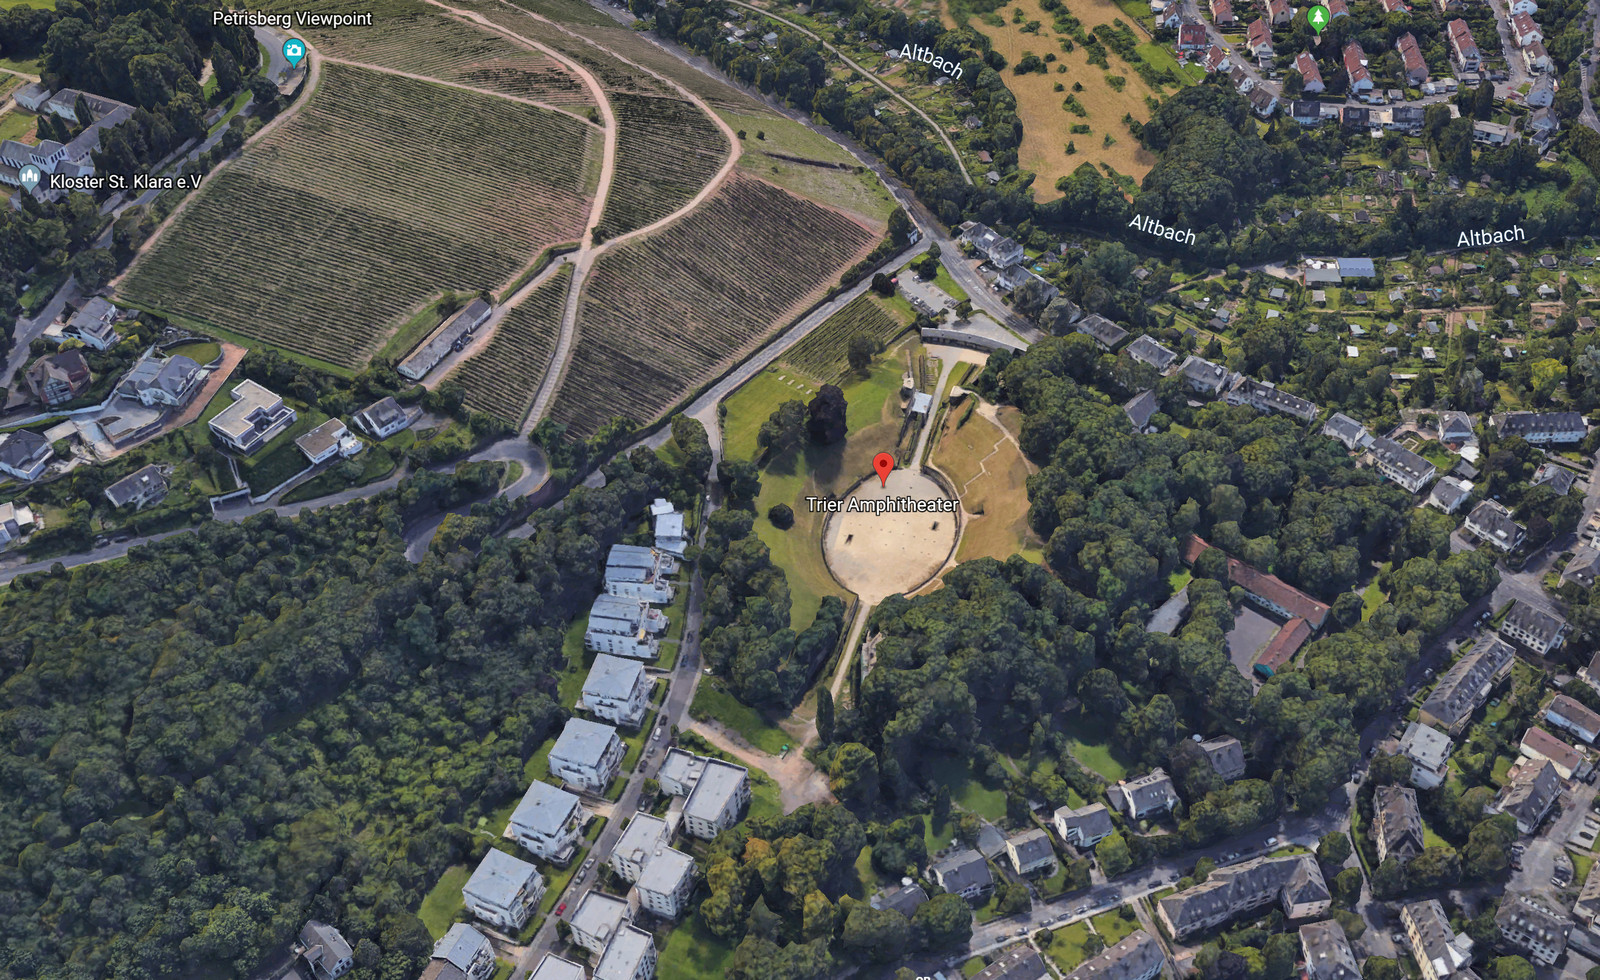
[209,380,297,455]
[507,781,584,863]
[604,543,676,604]
[682,759,750,840]
[634,846,696,919]
[595,923,657,980]
[528,954,587,980]
[1398,722,1452,789]
[549,718,625,794]
[569,890,632,954]
[585,594,665,660]
[399,299,492,381]
[612,813,670,883]
[462,848,544,932]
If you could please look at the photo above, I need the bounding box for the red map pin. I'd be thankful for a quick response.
[873,452,895,487]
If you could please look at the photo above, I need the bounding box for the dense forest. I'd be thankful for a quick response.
[0,449,696,980]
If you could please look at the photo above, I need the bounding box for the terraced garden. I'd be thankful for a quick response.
[552,173,877,435]
[119,64,597,370]
[781,295,908,384]
[593,93,730,242]
[454,267,571,425]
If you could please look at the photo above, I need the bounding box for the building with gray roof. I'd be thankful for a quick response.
[1437,411,1474,442]
[297,921,354,980]
[929,848,993,900]
[1563,547,1600,589]
[657,747,705,798]
[1157,853,1330,938]
[1226,376,1318,420]
[549,718,625,794]
[871,881,929,917]
[1368,437,1437,493]
[117,353,204,407]
[0,429,51,481]
[1005,828,1057,876]
[1374,784,1425,865]
[1426,476,1472,515]
[595,923,658,980]
[1531,462,1575,496]
[1500,601,1567,657]
[1053,802,1114,848]
[1464,500,1525,553]
[581,654,652,727]
[353,396,411,440]
[208,380,296,455]
[585,594,664,659]
[528,954,587,980]
[104,464,169,511]
[1398,722,1452,789]
[1124,390,1159,432]
[398,298,492,381]
[1322,412,1372,451]
[1403,899,1475,980]
[507,781,583,863]
[1420,638,1513,735]
[1495,895,1571,966]
[604,543,676,603]
[612,813,669,883]
[635,845,696,919]
[1109,769,1180,819]
[1494,411,1587,444]
[1488,758,1563,834]
[1338,257,1377,279]
[1200,736,1246,781]
[569,890,632,953]
[1076,314,1129,350]
[1300,920,1360,980]
[426,924,495,980]
[683,758,750,840]
[463,848,544,932]
[1179,355,1233,395]
[976,945,1051,980]
[1126,335,1179,372]
[1068,930,1164,980]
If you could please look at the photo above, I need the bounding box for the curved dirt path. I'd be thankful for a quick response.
[316,56,599,125]
[114,49,324,288]
[688,719,835,813]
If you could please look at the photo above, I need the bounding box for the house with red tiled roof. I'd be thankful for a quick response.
[1178,22,1209,50]
[1395,33,1427,84]
[1228,559,1331,629]
[1256,618,1312,674]
[1246,18,1273,56]
[1294,51,1325,92]
[1448,19,1480,71]
[1211,0,1237,23]
[1343,42,1372,93]
[1203,44,1232,71]
[1381,0,1411,11]
[1263,0,1293,23]
[1511,12,1542,46]
[1327,0,1349,14]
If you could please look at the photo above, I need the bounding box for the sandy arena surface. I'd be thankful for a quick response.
[822,468,958,602]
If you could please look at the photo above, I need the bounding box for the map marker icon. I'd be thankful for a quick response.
[18,164,40,194]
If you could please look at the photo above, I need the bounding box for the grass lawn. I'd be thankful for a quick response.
[1571,850,1596,886]
[974,887,1005,923]
[165,340,221,364]
[935,404,1040,563]
[378,295,448,365]
[535,848,584,916]
[658,915,737,980]
[721,369,817,462]
[489,962,512,980]
[1046,920,1097,973]
[855,844,880,894]
[931,263,970,303]
[418,864,469,939]
[0,108,36,143]
[1037,858,1085,899]
[962,958,987,978]
[1423,821,1449,851]
[1060,713,1131,783]
[239,408,331,494]
[1093,909,1139,946]
[922,813,958,854]
[1362,578,1387,621]
[689,680,792,755]
[1168,569,1192,592]
[928,756,1008,823]
[749,769,783,821]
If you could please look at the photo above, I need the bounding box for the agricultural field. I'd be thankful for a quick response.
[552,173,877,436]
[780,295,909,385]
[452,0,679,96]
[119,64,597,370]
[724,111,899,227]
[961,0,1161,189]
[263,0,596,106]
[453,267,571,425]
[595,93,730,242]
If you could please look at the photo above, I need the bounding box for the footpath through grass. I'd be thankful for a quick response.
[689,680,792,755]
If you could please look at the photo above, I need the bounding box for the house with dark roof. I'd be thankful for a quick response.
[1419,638,1514,735]
[1126,335,1178,372]
[1437,411,1475,443]
[1367,437,1436,493]
[1487,757,1562,833]
[1225,376,1318,420]
[1426,476,1473,515]
[297,922,354,980]
[0,430,52,481]
[24,350,90,407]
[1322,412,1372,451]
[1547,694,1600,743]
[1054,803,1115,847]
[977,946,1052,980]
[1124,390,1160,433]
[1157,853,1330,938]
[1495,894,1571,966]
[104,464,168,511]
[1109,768,1180,819]
[1564,547,1600,589]
[1403,900,1475,980]
[1495,411,1587,444]
[1067,930,1165,980]
[1006,828,1058,876]
[929,849,993,900]
[1180,355,1233,395]
[1373,785,1425,865]
[353,396,412,440]
[871,882,930,917]
[1301,920,1361,980]
[1076,314,1129,350]
[1500,601,1566,657]
[1200,736,1246,781]
[1464,500,1525,553]
[398,299,492,381]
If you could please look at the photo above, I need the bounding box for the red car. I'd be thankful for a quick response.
[555,902,567,915]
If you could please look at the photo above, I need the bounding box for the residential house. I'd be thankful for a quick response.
[681,758,751,840]
[1109,768,1181,819]
[634,845,696,918]
[585,594,665,659]
[929,849,993,900]
[1487,758,1563,833]
[1342,106,1372,130]
[209,380,297,455]
[1157,853,1331,938]
[1326,0,1348,15]
[1203,44,1232,72]
[297,922,354,980]
[1264,0,1292,25]
[1301,920,1361,980]
[1225,376,1317,420]
[1343,43,1372,93]
[1076,313,1129,350]
[0,430,52,481]
[104,464,168,511]
[1547,695,1600,743]
[1437,411,1475,443]
[1373,785,1426,865]
[1495,895,1571,966]
[1322,413,1373,451]
[352,396,411,439]
[1576,862,1600,926]
[528,955,587,980]
[1523,40,1551,72]
[1398,722,1453,789]
[1367,437,1437,493]
[1248,87,1278,117]
[549,718,625,794]
[1520,726,1590,780]
[1511,11,1542,46]
[24,350,90,406]
[1292,100,1324,125]
[1179,355,1233,395]
[1564,547,1600,589]
[569,890,632,954]
[398,298,492,381]
[594,924,658,980]
[1006,828,1058,876]
[979,947,1053,980]
[1426,477,1473,515]
[1178,22,1209,51]
[117,353,205,408]
[1212,0,1237,22]
[871,882,930,917]
[1246,18,1273,56]
[580,654,652,727]
[1403,901,1475,980]
[1500,601,1567,657]
[1396,33,1428,84]
[59,297,119,350]
[1447,19,1480,71]
[1126,335,1178,373]
[1067,930,1165,980]
[1526,74,1557,108]
[1200,736,1246,781]
[960,223,1026,268]
[12,81,49,112]
[651,497,688,556]
[1054,803,1115,847]
[508,781,584,863]
[1527,107,1559,147]
[1464,500,1525,552]
[604,544,676,604]
[1295,52,1325,92]
[1418,637,1514,735]
[463,848,544,932]
[1391,105,1427,132]
[612,814,670,883]
[1124,390,1160,433]
[1495,411,1587,444]
[295,419,355,465]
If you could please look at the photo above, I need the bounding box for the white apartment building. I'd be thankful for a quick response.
[507,781,584,863]
[581,654,653,727]
[568,890,632,954]
[612,814,670,883]
[634,846,696,919]
[548,718,625,794]
[462,848,544,932]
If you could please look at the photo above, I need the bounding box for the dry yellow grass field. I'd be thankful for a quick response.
[967,0,1157,192]
[932,401,1044,563]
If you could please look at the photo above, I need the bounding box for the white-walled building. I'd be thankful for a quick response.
[549,718,625,794]
[569,890,633,954]
[585,594,666,660]
[581,654,653,727]
[613,814,670,883]
[634,846,696,919]
[507,781,584,863]
[462,848,545,932]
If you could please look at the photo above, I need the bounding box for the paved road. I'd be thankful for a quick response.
[1482,0,1531,96]
[4,275,81,391]
[1581,3,1600,132]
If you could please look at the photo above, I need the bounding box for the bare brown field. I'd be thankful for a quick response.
[967,0,1157,191]
[933,403,1043,563]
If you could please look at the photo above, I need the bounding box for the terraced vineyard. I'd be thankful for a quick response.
[782,296,907,384]
[454,267,570,424]
[119,64,596,370]
[454,0,678,96]
[265,0,594,105]
[552,174,878,435]
[595,94,730,242]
